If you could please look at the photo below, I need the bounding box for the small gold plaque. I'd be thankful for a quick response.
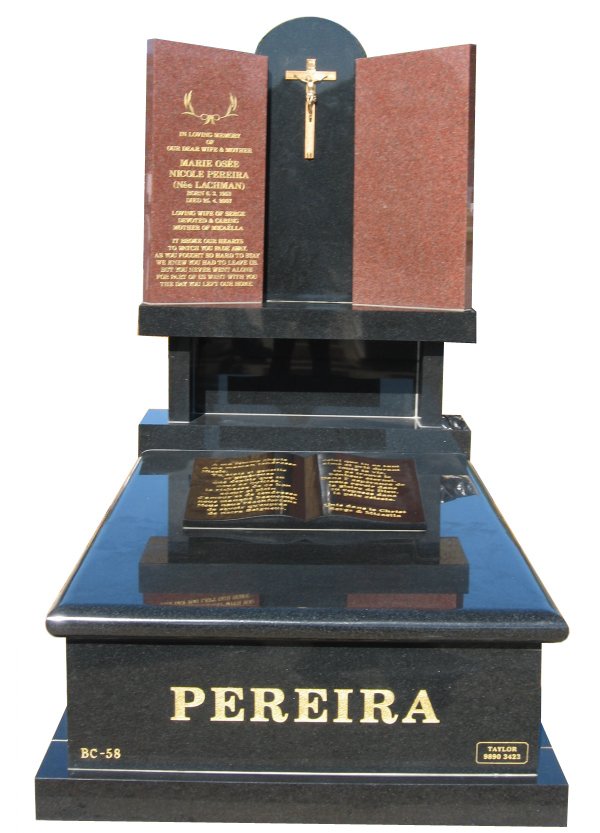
[476,741,529,765]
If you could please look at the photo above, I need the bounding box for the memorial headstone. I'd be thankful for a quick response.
[36,18,568,828]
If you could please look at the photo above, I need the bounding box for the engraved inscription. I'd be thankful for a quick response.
[154,129,260,291]
[184,453,425,528]
[169,685,440,725]
[320,457,412,519]
[191,456,299,518]
[144,592,260,608]
[79,747,122,760]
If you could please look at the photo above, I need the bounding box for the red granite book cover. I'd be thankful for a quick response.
[144,40,267,304]
[353,45,475,310]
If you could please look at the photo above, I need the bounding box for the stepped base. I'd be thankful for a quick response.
[36,715,567,826]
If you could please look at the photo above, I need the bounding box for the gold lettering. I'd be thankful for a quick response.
[179,158,213,167]
[250,688,288,722]
[360,689,398,724]
[210,687,245,721]
[206,170,248,179]
[320,457,409,519]
[294,688,328,722]
[190,457,300,519]
[168,684,439,726]
[333,688,354,723]
[401,689,440,724]
[170,686,206,721]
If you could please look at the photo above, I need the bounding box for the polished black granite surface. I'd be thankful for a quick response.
[36,714,568,825]
[139,410,469,456]
[67,641,542,776]
[189,338,420,418]
[47,448,567,643]
[138,303,476,342]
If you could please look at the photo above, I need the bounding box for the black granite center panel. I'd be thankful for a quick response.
[256,18,366,301]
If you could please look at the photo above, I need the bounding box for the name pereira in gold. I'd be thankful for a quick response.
[170,686,440,725]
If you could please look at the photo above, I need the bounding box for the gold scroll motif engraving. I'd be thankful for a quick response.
[182,91,239,125]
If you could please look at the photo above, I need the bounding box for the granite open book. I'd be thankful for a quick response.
[183,453,426,529]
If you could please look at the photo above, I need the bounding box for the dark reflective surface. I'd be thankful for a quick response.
[55,449,558,619]
[193,338,418,419]
[39,713,567,789]
[256,18,366,301]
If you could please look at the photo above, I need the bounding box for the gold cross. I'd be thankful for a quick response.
[285,58,337,159]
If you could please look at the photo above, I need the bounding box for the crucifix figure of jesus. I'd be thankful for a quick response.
[285,58,337,159]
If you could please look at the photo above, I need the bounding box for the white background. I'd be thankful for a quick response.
[2,0,598,830]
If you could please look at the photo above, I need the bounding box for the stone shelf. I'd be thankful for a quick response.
[139,302,476,342]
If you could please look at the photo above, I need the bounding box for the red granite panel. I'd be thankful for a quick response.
[346,593,460,610]
[144,40,267,304]
[353,45,475,310]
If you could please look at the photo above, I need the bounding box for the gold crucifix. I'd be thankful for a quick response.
[285,58,337,159]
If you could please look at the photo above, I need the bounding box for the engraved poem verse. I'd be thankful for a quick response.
[153,129,261,293]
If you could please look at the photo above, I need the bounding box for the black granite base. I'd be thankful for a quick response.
[138,410,470,455]
[66,641,540,777]
[138,303,476,342]
[36,716,567,825]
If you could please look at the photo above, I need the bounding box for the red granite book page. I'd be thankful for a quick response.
[144,40,267,304]
[353,45,475,310]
